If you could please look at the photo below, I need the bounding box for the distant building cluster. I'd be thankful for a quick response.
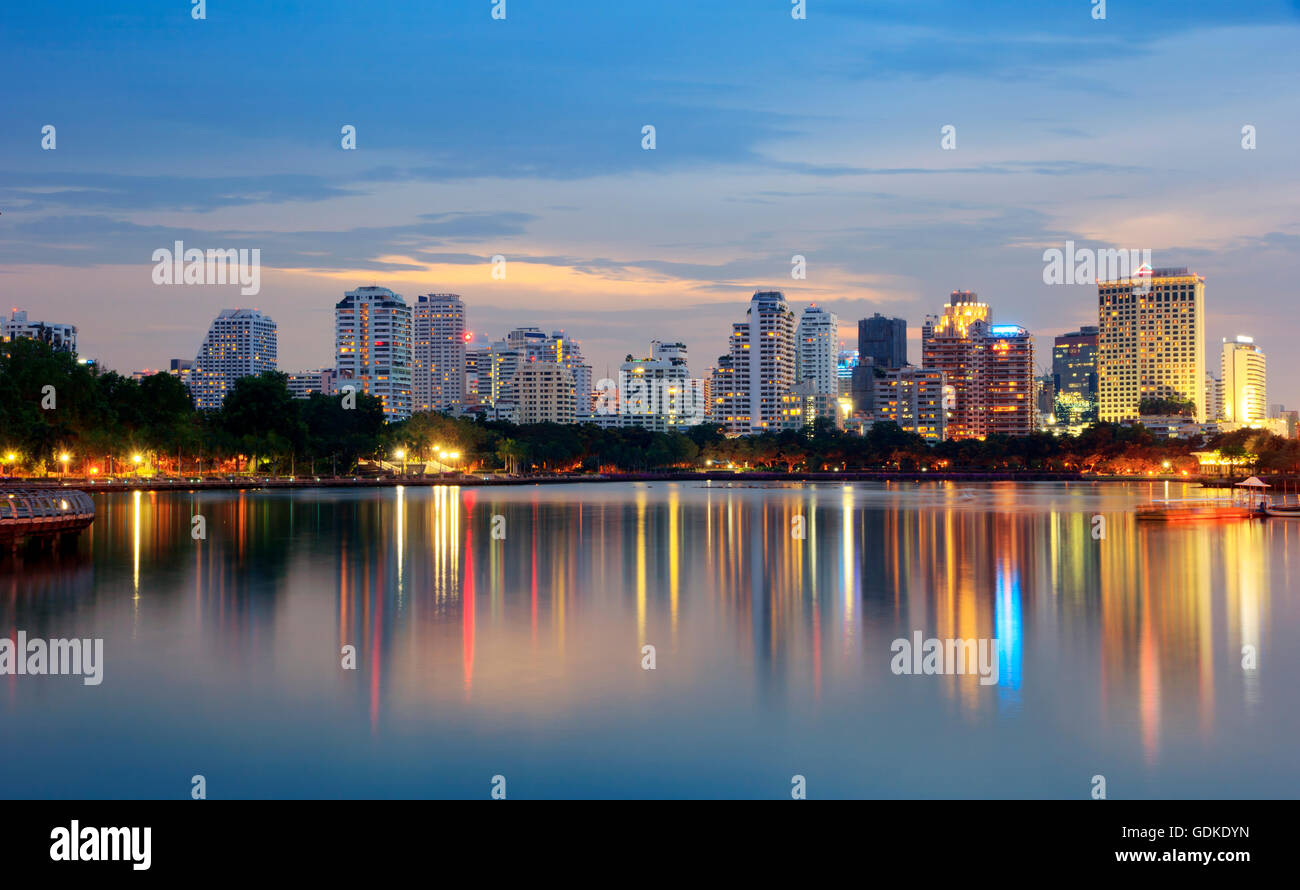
[8,263,1296,441]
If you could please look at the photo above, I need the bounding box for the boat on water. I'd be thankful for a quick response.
[1135,497,1262,522]
[1136,476,1269,522]
[1264,495,1300,518]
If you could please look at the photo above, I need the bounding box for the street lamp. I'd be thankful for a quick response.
[59,452,70,481]
[132,453,143,479]
[394,448,407,477]
[3,452,15,478]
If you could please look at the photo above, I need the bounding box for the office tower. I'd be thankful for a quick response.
[412,293,466,414]
[335,286,413,421]
[708,353,737,427]
[874,368,948,441]
[1220,336,1266,426]
[514,362,576,425]
[980,325,1036,437]
[608,341,705,431]
[715,290,797,435]
[191,308,277,410]
[1097,267,1205,422]
[921,291,990,439]
[2,309,77,353]
[858,313,908,369]
[1052,325,1099,427]
[796,304,839,396]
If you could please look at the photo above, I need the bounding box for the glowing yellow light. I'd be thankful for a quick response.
[132,454,143,464]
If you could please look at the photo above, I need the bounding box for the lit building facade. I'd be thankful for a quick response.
[514,361,577,425]
[1097,267,1205,422]
[980,325,1036,437]
[412,293,465,414]
[335,286,413,421]
[1220,335,1266,426]
[874,367,947,441]
[921,291,990,439]
[796,304,839,396]
[715,290,797,435]
[1052,325,1099,428]
[192,308,277,410]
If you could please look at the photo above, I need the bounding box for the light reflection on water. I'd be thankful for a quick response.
[0,480,1295,799]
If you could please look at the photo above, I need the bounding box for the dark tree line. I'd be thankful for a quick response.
[4,338,1297,477]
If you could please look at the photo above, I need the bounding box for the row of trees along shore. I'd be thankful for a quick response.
[3,338,1299,477]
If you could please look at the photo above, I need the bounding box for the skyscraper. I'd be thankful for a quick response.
[921,291,990,439]
[715,290,797,435]
[1097,267,1205,422]
[858,313,908,369]
[191,308,277,410]
[335,286,413,421]
[1221,335,1266,426]
[980,325,1036,437]
[796,304,839,396]
[412,293,466,414]
[1052,325,1099,427]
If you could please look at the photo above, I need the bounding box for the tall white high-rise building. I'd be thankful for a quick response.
[1098,267,1206,423]
[1221,335,1266,426]
[335,286,413,421]
[192,308,277,410]
[715,290,797,435]
[796,304,839,396]
[412,293,466,414]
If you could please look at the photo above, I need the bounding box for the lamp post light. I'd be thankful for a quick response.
[132,453,143,479]
[59,452,70,482]
[394,448,407,478]
[4,452,15,479]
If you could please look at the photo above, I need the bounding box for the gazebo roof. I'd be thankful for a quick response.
[1235,476,1270,488]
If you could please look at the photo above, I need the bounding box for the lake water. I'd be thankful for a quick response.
[2,480,1296,799]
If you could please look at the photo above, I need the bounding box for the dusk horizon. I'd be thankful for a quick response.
[4,0,1300,405]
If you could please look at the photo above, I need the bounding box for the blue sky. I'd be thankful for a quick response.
[3,0,1300,404]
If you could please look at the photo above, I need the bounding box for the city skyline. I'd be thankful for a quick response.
[4,2,1300,406]
[8,263,1293,440]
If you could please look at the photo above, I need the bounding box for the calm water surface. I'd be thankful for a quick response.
[2,481,1296,798]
